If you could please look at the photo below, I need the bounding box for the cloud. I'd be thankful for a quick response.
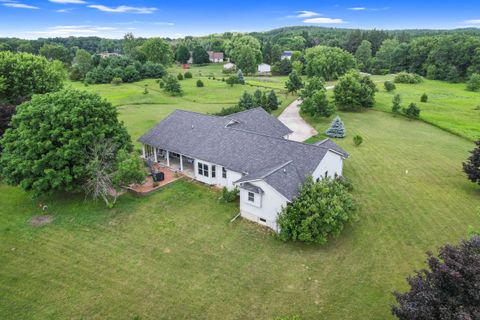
[303,17,344,24]
[26,25,118,37]
[464,19,480,24]
[88,4,157,14]
[2,1,39,9]
[296,10,319,18]
[154,22,174,26]
[348,6,389,11]
[56,8,73,12]
[348,7,365,11]
[49,0,86,3]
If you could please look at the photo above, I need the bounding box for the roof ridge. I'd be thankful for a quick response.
[222,107,264,117]
[258,160,293,179]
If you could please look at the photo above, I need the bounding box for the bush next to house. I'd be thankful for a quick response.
[278,176,356,244]
[463,139,480,185]
[221,187,239,202]
[394,72,423,84]
[333,70,377,111]
[403,103,421,119]
[0,89,132,196]
[392,236,480,320]
[384,81,396,92]
[325,116,346,138]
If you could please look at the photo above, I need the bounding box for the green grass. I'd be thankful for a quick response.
[1,105,479,319]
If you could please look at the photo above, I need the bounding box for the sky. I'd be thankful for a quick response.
[1,0,480,39]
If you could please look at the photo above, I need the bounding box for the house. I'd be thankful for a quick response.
[139,108,348,232]
[257,63,271,74]
[207,51,224,63]
[223,62,235,70]
[280,51,293,60]
[98,52,122,58]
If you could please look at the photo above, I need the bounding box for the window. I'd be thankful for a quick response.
[222,167,227,179]
[198,162,209,177]
[248,192,255,202]
[324,171,329,178]
[212,165,216,178]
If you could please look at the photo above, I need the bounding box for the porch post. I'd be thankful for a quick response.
[154,147,158,162]
[180,154,183,171]
[166,150,170,167]
[142,145,145,158]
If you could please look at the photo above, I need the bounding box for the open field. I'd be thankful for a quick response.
[1,103,479,319]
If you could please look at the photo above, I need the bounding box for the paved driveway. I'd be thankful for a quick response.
[278,99,318,142]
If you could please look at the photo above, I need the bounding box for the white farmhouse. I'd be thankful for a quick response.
[257,63,271,74]
[139,108,348,232]
[281,51,293,60]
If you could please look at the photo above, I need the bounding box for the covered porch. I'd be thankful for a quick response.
[143,144,195,178]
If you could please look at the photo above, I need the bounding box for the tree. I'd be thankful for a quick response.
[237,69,245,85]
[384,81,396,92]
[253,89,264,108]
[403,103,420,119]
[235,45,258,74]
[262,41,273,64]
[162,74,182,96]
[333,70,377,111]
[226,75,238,87]
[392,94,402,113]
[325,116,346,138]
[301,90,334,118]
[39,43,72,65]
[355,40,373,72]
[0,51,65,105]
[285,70,303,93]
[374,38,399,73]
[466,73,480,91]
[141,38,173,65]
[278,176,356,244]
[300,76,325,100]
[122,33,138,56]
[420,93,428,102]
[463,140,480,185]
[175,45,190,64]
[238,91,254,109]
[196,79,204,87]
[192,46,209,64]
[0,104,15,139]
[305,46,357,81]
[0,89,132,195]
[392,236,480,320]
[70,49,92,81]
[266,90,279,111]
[226,35,262,67]
[272,59,293,76]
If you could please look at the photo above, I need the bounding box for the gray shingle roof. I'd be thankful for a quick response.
[225,108,292,137]
[314,138,349,158]
[138,109,346,201]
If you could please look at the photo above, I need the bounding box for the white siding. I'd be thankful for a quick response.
[194,159,242,190]
[238,180,289,232]
[312,150,344,180]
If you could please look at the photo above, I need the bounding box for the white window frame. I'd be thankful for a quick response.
[248,192,255,202]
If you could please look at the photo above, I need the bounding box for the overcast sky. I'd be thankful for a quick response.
[1,0,479,39]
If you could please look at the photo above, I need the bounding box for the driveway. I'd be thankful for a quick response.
[278,99,318,142]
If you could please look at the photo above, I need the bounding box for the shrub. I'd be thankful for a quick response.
[196,79,204,87]
[394,72,423,84]
[420,93,428,102]
[353,135,363,146]
[334,70,377,111]
[392,94,402,113]
[158,79,164,88]
[163,74,182,96]
[463,140,480,185]
[237,69,245,85]
[392,236,480,320]
[384,81,396,92]
[143,85,149,94]
[221,187,239,202]
[278,176,356,244]
[177,73,184,80]
[466,73,480,91]
[184,71,192,79]
[300,90,334,118]
[111,77,122,85]
[325,116,346,138]
[403,102,421,119]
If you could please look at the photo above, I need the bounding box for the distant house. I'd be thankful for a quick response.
[187,52,193,64]
[280,51,293,60]
[223,62,235,70]
[257,63,271,74]
[98,52,122,59]
[139,108,348,232]
[208,51,224,63]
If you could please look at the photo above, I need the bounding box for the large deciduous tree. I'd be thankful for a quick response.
[392,236,480,320]
[278,176,356,244]
[140,38,173,65]
[463,140,480,185]
[192,46,209,64]
[70,48,92,81]
[0,89,132,195]
[226,35,262,71]
[39,43,72,66]
[285,70,303,93]
[355,40,373,72]
[333,70,377,111]
[175,45,190,64]
[305,45,357,81]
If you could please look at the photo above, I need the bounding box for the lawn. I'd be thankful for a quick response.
[67,65,297,142]
[1,105,479,319]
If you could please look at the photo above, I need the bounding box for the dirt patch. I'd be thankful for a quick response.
[29,215,54,227]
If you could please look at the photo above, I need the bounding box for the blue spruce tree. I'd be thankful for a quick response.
[237,69,245,85]
[325,116,346,138]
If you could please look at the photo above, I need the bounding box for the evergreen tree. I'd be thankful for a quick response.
[285,70,303,93]
[162,74,182,96]
[266,90,279,111]
[325,116,346,138]
[392,94,401,113]
[403,103,420,119]
[237,69,245,85]
[253,89,263,107]
[238,91,254,109]
[463,140,480,185]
